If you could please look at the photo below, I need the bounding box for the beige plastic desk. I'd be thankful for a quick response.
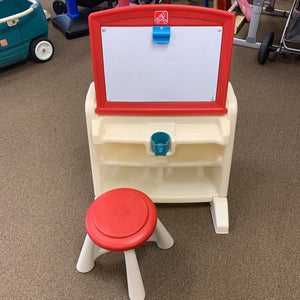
[85,82,237,234]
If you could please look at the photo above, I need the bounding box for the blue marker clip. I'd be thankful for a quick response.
[153,26,171,44]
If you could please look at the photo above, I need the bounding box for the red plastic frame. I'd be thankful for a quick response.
[89,5,235,116]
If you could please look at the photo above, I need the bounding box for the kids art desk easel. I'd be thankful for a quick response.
[85,5,237,234]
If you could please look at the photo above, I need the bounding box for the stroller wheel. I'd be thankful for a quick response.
[53,0,67,15]
[30,38,54,63]
[258,31,274,65]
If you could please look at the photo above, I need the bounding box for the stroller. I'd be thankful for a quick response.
[0,0,54,68]
[258,0,300,64]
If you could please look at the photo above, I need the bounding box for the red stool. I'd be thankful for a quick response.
[76,188,174,300]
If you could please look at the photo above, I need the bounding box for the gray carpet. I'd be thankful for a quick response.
[1,0,299,299]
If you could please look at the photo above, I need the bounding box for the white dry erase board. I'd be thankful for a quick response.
[101,26,223,102]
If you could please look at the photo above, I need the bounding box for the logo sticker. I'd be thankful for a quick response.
[154,11,168,25]
[0,39,8,47]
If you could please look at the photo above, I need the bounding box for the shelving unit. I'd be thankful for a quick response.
[99,165,219,203]
[85,82,237,233]
[98,143,225,167]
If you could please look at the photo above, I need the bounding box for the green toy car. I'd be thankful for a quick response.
[0,0,54,68]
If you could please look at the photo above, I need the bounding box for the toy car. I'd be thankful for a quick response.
[0,0,54,68]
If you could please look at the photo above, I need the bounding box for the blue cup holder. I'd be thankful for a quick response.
[151,132,170,156]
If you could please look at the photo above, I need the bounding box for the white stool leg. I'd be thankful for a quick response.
[76,234,109,273]
[148,218,174,249]
[124,249,145,300]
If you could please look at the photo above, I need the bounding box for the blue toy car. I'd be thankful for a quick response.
[0,0,54,68]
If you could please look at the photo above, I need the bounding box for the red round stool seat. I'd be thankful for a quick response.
[85,188,157,251]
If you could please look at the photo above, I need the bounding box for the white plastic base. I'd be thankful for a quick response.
[76,218,174,300]
[210,197,229,234]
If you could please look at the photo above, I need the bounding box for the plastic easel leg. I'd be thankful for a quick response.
[210,197,229,234]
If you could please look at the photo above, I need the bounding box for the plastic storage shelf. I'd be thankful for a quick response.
[85,82,237,210]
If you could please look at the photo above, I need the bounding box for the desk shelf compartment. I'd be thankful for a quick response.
[98,165,221,203]
[97,143,226,167]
